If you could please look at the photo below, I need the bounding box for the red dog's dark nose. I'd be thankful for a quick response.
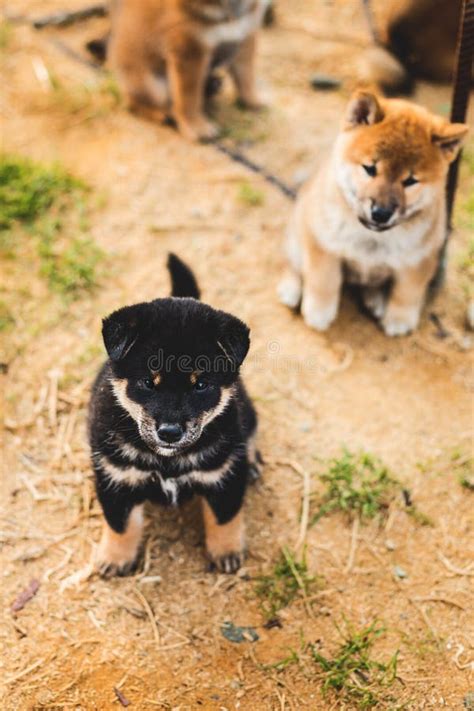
[371,204,395,224]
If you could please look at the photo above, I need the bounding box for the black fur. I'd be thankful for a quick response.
[88,254,258,571]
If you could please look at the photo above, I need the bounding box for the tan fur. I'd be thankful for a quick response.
[279,92,468,336]
[108,0,268,141]
[202,499,245,572]
[95,505,144,576]
[152,372,161,386]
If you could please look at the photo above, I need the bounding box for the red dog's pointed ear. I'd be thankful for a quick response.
[432,122,469,163]
[345,91,384,128]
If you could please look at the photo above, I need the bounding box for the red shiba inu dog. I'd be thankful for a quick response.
[107,0,269,141]
[278,92,468,336]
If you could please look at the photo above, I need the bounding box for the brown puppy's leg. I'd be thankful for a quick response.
[202,499,245,573]
[167,43,218,141]
[96,504,144,578]
[301,230,342,331]
[383,253,438,336]
[229,34,266,108]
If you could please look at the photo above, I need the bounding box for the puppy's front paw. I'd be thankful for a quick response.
[363,287,386,320]
[301,293,338,331]
[97,557,139,579]
[95,513,143,579]
[278,271,302,309]
[209,551,244,574]
[95,540,139,578]
[178,117,220,142]
[238,90,269,110]
[382,306,420,337]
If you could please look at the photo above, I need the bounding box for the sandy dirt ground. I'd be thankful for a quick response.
[1,1,473,709]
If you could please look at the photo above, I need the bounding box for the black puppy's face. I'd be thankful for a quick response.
[102,298,250,457]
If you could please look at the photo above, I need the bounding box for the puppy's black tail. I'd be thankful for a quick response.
[167,253,200,299]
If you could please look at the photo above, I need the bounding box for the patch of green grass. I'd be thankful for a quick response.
[457,237,474,274]
[448,449,474,491]
[311,450,398,525]
[312,621,400,710]
[0,155,103,300]
[0,299,14,331]
[461,146,474,177]
[0,21,12,50]
[0,155,83,231]
[255,547,315,620]
[404,506,434,527]
[36,70,122,120]
[237,181,265,207]
[38,227,103,297]
[312,450,433,527]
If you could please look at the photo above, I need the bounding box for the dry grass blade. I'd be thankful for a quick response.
[133,587,161,645]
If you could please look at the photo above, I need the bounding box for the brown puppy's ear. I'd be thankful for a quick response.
[345,91,384,128]
[102,306,141,361]
[432,123,469,163]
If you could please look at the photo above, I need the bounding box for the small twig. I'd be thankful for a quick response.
[32,5,107,29]
[413,596,466,611]
[281,547,314,619]
[438,552,474,576]
[5,658,44,684]
[113,685,131,708]
[48,368,61,429]
[276,459,311,553]
[344,518,359,573]
[11,579,40,613]
[134,587,161,645]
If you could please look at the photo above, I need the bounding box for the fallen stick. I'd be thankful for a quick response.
[32,5,107,29]
[11,579,40,613]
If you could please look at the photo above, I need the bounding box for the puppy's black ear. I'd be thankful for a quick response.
[102,306,141,361]
[216,312,250,371]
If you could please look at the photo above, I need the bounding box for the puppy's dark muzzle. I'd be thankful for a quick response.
[157,423,184,444]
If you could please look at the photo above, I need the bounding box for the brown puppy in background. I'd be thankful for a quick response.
[278,92,468,336]
[108,0,269,141]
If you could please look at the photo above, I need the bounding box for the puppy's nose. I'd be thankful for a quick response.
[371,204,395,224]
[158,423,183,443]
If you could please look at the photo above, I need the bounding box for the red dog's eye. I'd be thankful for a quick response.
[402,175,419,187]
[362,164,377,177]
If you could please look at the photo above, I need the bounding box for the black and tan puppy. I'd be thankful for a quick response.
[89,255,259,576]
[107,0,269,141]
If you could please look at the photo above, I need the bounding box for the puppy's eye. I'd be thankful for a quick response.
[362,164,377,177]
[139,378,155,390]
[194,379,209,392]
[402,175,419,187]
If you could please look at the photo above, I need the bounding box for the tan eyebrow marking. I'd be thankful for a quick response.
[152,373,161,386]
[190,371,199,385]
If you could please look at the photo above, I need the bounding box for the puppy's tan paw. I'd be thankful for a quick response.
[209,551,244,574]
[278,271,302,309]
[238,91,269,110]
[97,557,139,579]
[383,306,420,336]
[95,507,144,579]
[302,293,338,331]
[178,117,220,142]
[363,287,386,320]
[202,501,245,575]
